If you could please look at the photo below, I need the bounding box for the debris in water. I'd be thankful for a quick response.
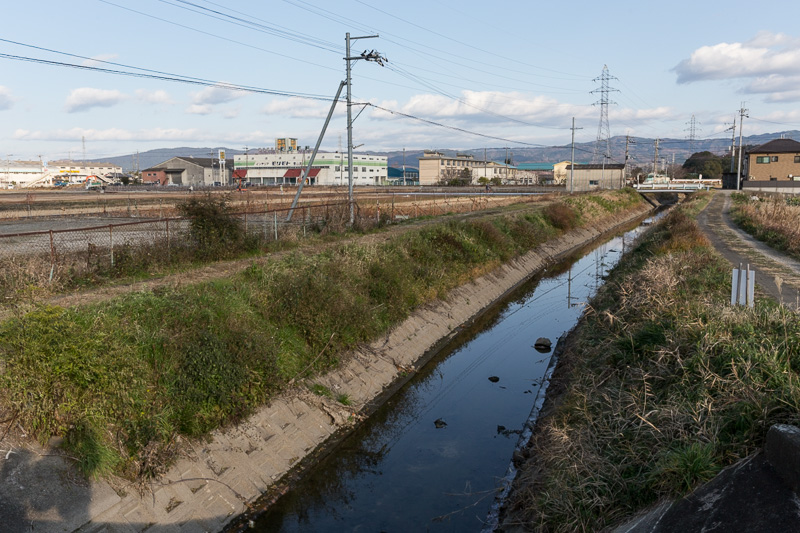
[488,376,500,383]
[434,418,447,429]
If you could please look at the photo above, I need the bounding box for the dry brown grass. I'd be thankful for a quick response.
[503,205,800,532]
[732,194,800,258]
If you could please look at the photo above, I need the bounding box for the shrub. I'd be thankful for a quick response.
[176,194,249,259]
[544,202,579,230]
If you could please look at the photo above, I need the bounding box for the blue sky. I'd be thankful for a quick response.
[2,0,800,162]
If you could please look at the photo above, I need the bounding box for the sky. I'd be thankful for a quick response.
[3,0,800,164]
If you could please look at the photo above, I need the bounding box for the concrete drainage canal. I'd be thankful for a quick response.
[232,213,662,532]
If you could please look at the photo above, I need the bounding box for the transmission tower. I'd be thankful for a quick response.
[591,65,618,163]
[685,115,701,152]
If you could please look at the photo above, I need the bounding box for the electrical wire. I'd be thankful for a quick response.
[352,0,589,80]
[156,0,342,53]
[96,0,340,74]
[0,52,338,101]
[365,103,551,147]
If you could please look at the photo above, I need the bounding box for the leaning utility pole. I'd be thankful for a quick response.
[287,81,347,222]
[736,104,748,191]
[344,32,384,225]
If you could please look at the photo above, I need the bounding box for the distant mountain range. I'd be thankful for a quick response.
[90,131,800,172]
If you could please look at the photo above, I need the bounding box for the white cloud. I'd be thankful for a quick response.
[65,88,126,113]
[81,54,119,67]
[673,32,800,84]
[136,89,174,105]
[12,127,274,147]
[0,86,13,110]
[191,84,243,106]
[673,32,800,104]
[186,104,213,115]
[370,90,592,128]
[14,127,208,142]
[262,98,330,118]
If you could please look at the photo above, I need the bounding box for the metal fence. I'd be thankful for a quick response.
[0,193,541,290]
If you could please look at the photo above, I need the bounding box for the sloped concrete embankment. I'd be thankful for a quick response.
[2,203,652,533]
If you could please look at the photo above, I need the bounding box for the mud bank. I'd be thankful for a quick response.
[1,203,652,533]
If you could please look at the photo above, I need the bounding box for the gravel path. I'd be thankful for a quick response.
[697,190,800,310]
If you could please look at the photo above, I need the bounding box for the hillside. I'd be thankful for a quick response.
[90,131,800,171]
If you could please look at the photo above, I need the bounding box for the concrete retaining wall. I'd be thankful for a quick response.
[1,203,652,532]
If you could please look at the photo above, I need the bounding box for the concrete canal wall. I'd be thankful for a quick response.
[2,202,652,532]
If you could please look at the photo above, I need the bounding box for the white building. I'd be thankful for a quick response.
[0,160,49,188]
[418,151,514,185]
[48,161,123,183]
[233,147,388,186]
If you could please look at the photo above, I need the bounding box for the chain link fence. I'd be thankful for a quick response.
[0,192,541,295]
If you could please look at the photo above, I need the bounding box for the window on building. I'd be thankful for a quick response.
[795,156,800,163]
[772,156,779,162]
[362,167,367,172]
[335,166,340,171]
[589,180,600,185]
[756,156,770,164]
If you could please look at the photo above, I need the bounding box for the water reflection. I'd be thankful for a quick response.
[249,216,657,532]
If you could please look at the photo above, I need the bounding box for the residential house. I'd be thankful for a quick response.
[747,138,800,181]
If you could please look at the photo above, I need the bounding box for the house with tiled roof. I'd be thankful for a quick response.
[747,138,800,181]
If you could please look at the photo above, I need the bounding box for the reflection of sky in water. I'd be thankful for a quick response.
[254,218,657,532]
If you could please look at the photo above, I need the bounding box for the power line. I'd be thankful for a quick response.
[365,103,550,147]
[97,0,340,74]
[0,52,336,101]
[155,0,341,53]
[351,0,589,80]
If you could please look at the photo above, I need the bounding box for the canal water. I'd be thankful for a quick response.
[249,215,657,532]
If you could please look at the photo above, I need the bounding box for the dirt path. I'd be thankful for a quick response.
[697,190,800,310]
[0,200,551,321]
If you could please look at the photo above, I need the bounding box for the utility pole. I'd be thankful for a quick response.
[736,104,748,191]
[4,154,12,188]
[729,116,737,173]
[570,118,582,193]
[344,32,384,225]
[623,135,635,187]
[287,81,346,222]
[653,139,660,178]
[402,147,406,186]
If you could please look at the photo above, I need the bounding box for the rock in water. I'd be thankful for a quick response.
[488,376,500,383]
[534,337,552,353]
[434,418,447,429]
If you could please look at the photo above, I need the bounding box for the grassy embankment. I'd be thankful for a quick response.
[0,189,644,481]
[506,191,800,532]
[729,192,800,261]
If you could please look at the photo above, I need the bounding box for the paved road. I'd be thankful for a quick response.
[697,190,800,310]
